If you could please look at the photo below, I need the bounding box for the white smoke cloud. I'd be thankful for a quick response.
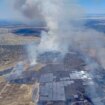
[14,0,44,21]
[27,42,38,66]
[14,0,105,70]
[37,0,84,52]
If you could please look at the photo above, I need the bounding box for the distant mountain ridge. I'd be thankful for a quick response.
[0,19,46,28]
[0,20,23,26]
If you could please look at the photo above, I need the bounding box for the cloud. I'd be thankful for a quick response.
[14,0,45,21]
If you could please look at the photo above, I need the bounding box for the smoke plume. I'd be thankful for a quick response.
[14,0,105,70]
[14,0,41,19]
[27,42,38,66]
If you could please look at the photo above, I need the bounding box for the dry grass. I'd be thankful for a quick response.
[0,33,40,45]
[33,63,46,71]
[0,62,17,71]
[0,83,34,105]
[0,30,40,105]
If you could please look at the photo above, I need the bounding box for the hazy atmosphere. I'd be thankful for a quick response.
[0,0,105,105]
[0,0,105,20]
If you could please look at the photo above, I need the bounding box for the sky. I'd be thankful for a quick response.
[0,0,25,20]
[77,0,105,14]
[0,0,105,20]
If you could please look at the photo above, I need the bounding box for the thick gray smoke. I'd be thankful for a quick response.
[14,0,105,69]
[14,0,43,20]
